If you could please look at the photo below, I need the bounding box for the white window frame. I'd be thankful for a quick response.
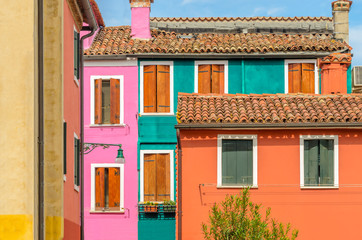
[194,60,229,94]
[217,135,258,188]
[90,75,125,126]
[139,150,175,202]
[300,135,339,189]
[284,59,319,94]
[74,133,80,192]
[140,61,174,115]
[90,163,125,213]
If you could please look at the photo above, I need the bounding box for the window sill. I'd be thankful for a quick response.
[74,76,79,87]
[300,186,339,190]
[89,123,126,128]
[217,185,258,189]
[90,209,125,214]
[74,185,79,192]
[139,113,175,116]
[63,175,66,182]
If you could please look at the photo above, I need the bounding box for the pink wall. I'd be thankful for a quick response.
[80,23,99,49]
[131,7,152,39]
[83,65,139,240]
[63,0,80,239]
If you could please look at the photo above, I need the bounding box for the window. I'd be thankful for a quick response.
[217,135,257,188]
[195,61,228,94]
[140,150,174,202]
[300,135,338,188]
[91,164,124,212]
[90,75,124,125]
[74,30,80,79]
[140,62,174,115]
[74,134,80,188]
[285,60,318,94]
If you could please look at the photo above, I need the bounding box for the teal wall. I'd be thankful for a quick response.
[138,220,176,240]
[347,65,352,94]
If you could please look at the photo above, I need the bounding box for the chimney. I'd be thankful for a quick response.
[130,0,154,40]
[332,0,352,44]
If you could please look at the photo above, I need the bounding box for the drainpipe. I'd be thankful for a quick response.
[37,0,44,238]
[79,1,98,239]
[176,129,182,240]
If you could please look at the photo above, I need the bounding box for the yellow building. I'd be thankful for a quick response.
[0,0,97,239]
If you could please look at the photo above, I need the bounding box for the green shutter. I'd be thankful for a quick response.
[74,137,80,186]
[63,122,67,175]
[304,140,319,186]
[74,31,79,79]
[222,139,253,186]
[320,140,334,186]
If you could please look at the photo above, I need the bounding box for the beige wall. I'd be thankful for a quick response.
[0,0,65,239]
[0,0,37,239]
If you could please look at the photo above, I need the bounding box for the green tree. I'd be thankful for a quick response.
[202,188,298,240]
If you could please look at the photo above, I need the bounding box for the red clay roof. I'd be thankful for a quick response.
[177,93,362,126]
[89,0,105,27]
[151,16,332,22]
[85,26,349,56]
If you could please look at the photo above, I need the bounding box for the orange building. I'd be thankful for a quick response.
[176,93,362,240]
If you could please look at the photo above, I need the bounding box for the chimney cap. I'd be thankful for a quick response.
[130,0,154,7]
[332,0,352,10]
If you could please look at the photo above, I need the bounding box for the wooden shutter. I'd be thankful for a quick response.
[95,168,105,210]
[301,63,315,93]
[211,65,224,94]
[63,122,67,175]
[222,140,237,185]
[320,140,334,186]
[156,65,170,113]
[144,154,157,201]
[156,154,170,201]
[110,78,120,124]
[288,63,302,93]
[108,167,120,211]
[94,79,102,124]
[304,140,319,186]
[144,65,157,113]
[198,65,211,93]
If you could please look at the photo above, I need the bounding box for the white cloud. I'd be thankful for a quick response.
[267,7,285,16]
[350,25,362,66]
[251,7,285,17]
[181,0,196,5]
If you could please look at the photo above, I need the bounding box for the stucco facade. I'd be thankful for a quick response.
[177,129,362,240]
[83,62,139,240]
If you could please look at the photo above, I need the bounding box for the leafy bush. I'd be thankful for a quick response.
[202,188,298,240]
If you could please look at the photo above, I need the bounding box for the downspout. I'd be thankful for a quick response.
[176,129,182,240]
[37,0,44,239]
[79,1,98,240]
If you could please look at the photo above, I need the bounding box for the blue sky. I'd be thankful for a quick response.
[96,0,362,66]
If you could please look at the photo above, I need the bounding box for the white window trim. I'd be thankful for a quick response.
[217,135,258,188]
[139,61,174,115]
[194,60,229,94]
[284,59,319,94]
[74,133,79,192]
[300,135,339,189]
[90,75,125,125]
[90,163,125,213]
[74,75,79,87]
[139,150,175,202]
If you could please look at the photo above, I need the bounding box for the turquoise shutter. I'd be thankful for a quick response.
[222,140,253,186]
[304,140,319,186]
[320,140,334,186]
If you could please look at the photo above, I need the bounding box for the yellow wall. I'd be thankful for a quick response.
[0,0,37,239]
[0,0,64,239]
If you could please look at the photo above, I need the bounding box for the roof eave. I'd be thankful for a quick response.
[175,122,362,129]
[84,51,348,60]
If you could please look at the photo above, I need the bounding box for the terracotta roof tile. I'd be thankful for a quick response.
[85,26,350,56]
[177,93,362,126]
[89,0,105,27]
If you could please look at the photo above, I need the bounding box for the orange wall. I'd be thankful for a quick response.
[179,129,362,240]
[63,0,80,239]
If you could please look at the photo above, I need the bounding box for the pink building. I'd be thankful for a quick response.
[83,57,139,239]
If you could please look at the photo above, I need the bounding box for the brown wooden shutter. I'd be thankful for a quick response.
[156,154,170,201]
[94,79,103,124]
[211,64,225,94]
[288,63,302,93]
[110,78,120,124]
[144,154,156,202]
[108,167,120,211]
[156,65,170,113]
[302,63,315,93]
[198,65,211,93]
[144,65,157,113]
[95,168,105,210]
